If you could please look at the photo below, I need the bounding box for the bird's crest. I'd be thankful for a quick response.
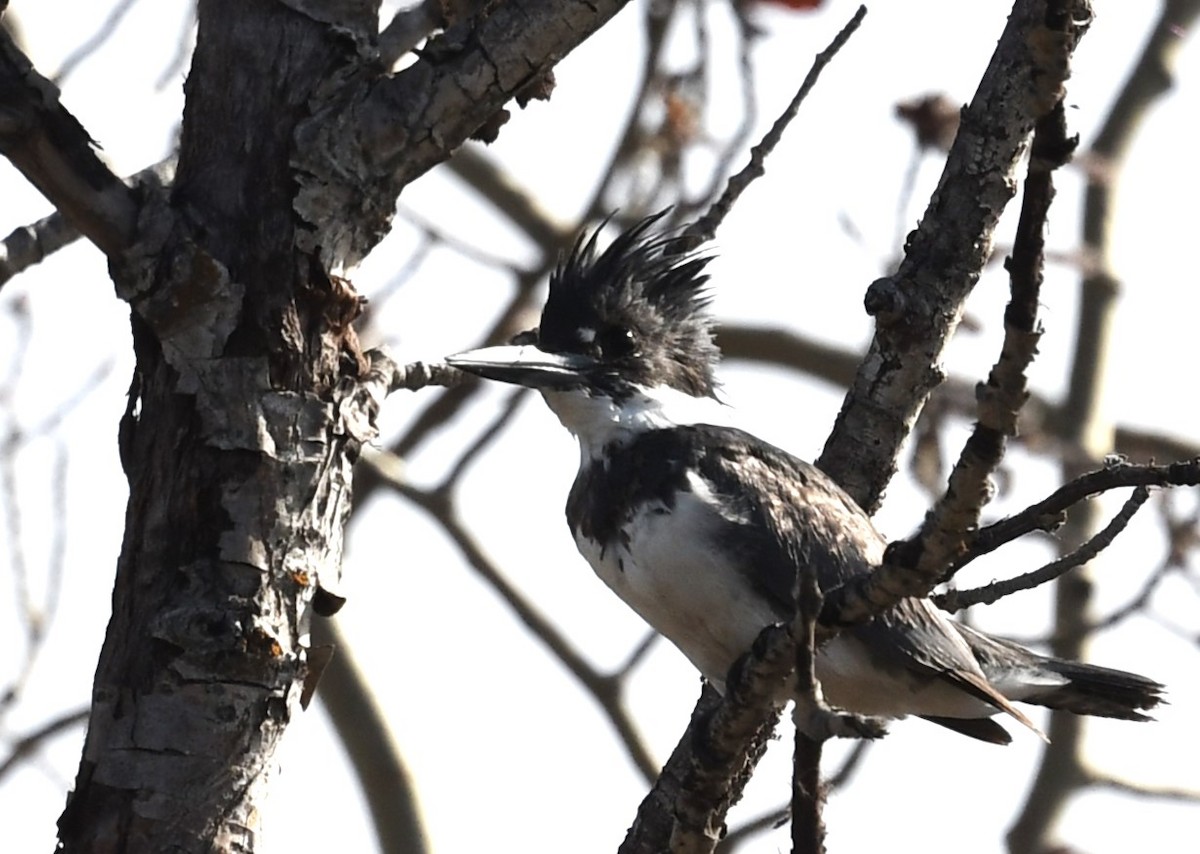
[539,212,720,397]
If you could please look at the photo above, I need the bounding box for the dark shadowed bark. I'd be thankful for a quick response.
[0,0,630,849]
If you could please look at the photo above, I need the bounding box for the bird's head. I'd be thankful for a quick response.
[448,212,719,410]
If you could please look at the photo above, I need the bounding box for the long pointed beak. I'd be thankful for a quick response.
[446,344,598,390]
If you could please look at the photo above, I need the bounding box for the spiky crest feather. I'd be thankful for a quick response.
[538,212,720,398]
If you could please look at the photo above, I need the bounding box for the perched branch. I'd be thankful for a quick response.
[789,559,884,854]
[655,631,791,854]
[822,458,1200,633]
[816,52,1089,634]
[621,11,873,851]
[910,98,1074,579]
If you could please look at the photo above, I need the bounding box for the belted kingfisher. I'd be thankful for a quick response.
[447,213,1163,743]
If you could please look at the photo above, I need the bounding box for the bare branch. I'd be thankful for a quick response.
[53,0,141,85]
[657,631,790,854]
[789,554,882,854]
[0,707,89,783]
[682,5,867,248]
[0,157,174,288]
[368,351,469,395]
[310,617,431,854]
[936,486,1151,612]
[0,209,82,289]
[0,26,137,256]
[969,460,1200,562]
[817,0,1090,511]
[294,0,640,269]
[1089,773,1200,804]
[821,458,1198,633]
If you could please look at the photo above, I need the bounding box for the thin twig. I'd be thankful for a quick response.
[1089,773,1200,803]
[436,387,528,491]
[53,0,141,84]
[821,459,1198,633]
[683,5,867,248]
[0,707,89,783]
[936,486,1151,612]
[964,460,1200,566]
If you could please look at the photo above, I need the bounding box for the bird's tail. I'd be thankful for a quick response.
[954,624,1165,720]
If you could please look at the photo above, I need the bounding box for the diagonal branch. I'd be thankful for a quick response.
[293,0,639,269]
[935,486,1152,612]
[816,0,1091,511]
[0,157,175,287]
[0,25,136,256]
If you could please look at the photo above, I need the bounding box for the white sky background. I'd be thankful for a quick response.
[1,1,1198,852]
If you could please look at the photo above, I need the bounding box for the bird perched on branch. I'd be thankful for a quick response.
[448,212,1163,744]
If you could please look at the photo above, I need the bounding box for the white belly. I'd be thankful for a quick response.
[572,488,999,720]
[573,489,779,685]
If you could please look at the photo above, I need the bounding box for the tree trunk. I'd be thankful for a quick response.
[56,2,373,848]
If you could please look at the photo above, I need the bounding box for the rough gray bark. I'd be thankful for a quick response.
[0,0,634,849]
[817,0,1090,511]
[55,2,372,848]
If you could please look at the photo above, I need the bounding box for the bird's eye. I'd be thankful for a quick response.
[598,326,636,358]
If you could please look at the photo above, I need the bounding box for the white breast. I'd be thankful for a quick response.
[572,475,779,685]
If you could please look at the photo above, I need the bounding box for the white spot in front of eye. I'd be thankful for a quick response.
[576,327,596,344]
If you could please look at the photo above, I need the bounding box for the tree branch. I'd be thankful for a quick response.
[935,486,1151,612]
[293,0,639,269]
[816,0,1091,511]
[818,2,1091,630]
[0,157,175,287]
[0,25,136,256]
[682,5,867,247]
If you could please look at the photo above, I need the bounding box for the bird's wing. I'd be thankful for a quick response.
[685,424,885,607]
[688,424,1044,735]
